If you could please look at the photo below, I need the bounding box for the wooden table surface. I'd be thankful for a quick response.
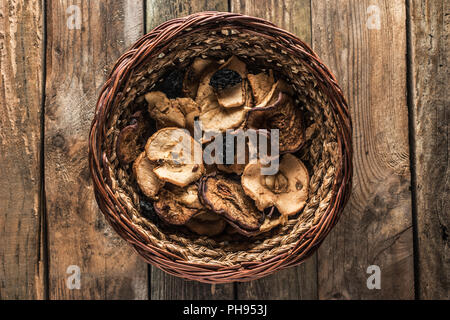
[0,0,448,300]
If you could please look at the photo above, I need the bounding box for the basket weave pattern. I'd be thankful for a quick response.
[89,12,352,282]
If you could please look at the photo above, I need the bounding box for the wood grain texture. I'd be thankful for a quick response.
[231,0,311,44]
[408,0,449,300]
[312,0,414,299]
[150,273,234,300]
[235,259,318,300]
[44,0,147,299]
[0,0,45,299]
[146,0,233,300]
[231,0,317,300]
[146,0,228,31]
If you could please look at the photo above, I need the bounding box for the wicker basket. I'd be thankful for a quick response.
[89,11,352,283]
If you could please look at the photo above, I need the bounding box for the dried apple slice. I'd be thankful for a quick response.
[145,128,204,187]
[199,174,264,231]
[241,153,309,217]
[210,56,248,109]
[145,92,200,132]
[167,183,204,209]
[216,129,273,175]
[195,56,250,134]
[248,70,275,105]
[217,161,246,176]
[199,101,248,133]
[153,184,203,225]
[220,56,247,78]
[246,90,305,153]
[224,206,281,237]
[216,134,249,175]
[133,152,163,199]
[145,91,186,128]
[193,210,221,221]
[184,57,218,99]
[173,97,199,115]
[171,97,200,133]
[258,215,284,234]
[195,61,221,112]
[210,69,244,108]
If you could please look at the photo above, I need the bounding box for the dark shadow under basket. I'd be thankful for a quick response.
[89,11,352,283]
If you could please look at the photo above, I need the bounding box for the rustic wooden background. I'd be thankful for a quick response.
[0,0,448,300]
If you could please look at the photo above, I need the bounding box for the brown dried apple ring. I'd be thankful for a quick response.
[145,128,204,187]
[199,174,264,231]
[246,91,305,153]
[241,153,309,217]
[153,184,203,225]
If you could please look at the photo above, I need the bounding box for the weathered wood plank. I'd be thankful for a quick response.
[231,0,311,45]
[150,273,235,300]
[44,0,148,299]
[234,259,318,300]
[312,0,414,299]
[146,0,228,32]
[146,0,234,300]
[231,0,317,300]
[0,0,45,299]
[408,0,449,300]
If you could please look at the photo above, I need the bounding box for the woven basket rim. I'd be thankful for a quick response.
[89,11,352,283]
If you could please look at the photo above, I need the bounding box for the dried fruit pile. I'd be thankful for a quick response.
[117,56,309,238]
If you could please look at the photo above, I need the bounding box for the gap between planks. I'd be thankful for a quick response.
[38,0,49,300]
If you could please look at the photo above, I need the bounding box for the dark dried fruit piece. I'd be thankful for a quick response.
[199,174,263,231]
[156,69,184,99]
[246,91,305,153]
[116,111,147,164]
[139,199,158,221]
[154,198,198,225]
[209,69,242,90]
